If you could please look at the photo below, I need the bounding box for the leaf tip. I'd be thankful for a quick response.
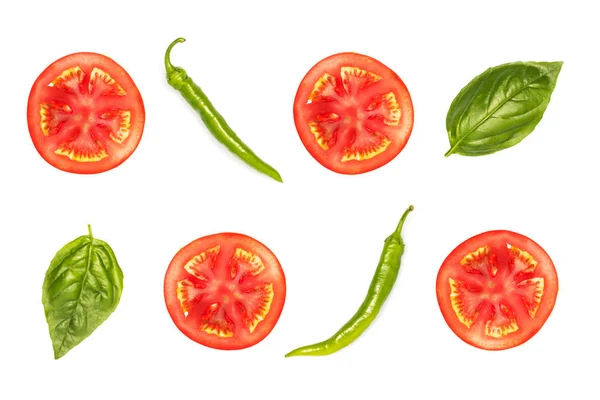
[551,60,564,70]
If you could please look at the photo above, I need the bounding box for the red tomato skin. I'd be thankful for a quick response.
[164,233,286,351]
[27,52,145,174]
[293,52,414,175]
[436,230,559,351]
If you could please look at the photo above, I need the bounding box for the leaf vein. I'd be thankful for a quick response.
[55,241,95,356]
[46,242,89,287]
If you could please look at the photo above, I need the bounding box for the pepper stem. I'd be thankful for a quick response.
[392,205,414,237]
[87,224,93,238]
[165,37,186,75]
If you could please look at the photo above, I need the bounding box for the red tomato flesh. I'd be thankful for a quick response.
[27,52,145,174]
[164,233,286,350]
[293,52,414,174]
[436,230,558,350]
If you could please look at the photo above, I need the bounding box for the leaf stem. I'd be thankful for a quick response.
[87,224,93,238]
[444,146,456,157]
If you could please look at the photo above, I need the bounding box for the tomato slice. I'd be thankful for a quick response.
[164,233,286,350]
[27,52,145,174]
[436,230,559,350]
[293,52,414,174]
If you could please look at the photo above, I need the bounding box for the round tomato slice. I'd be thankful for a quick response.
[293,52,414,174]
[27,52,145,174]
[436,230,559,350]
[164,233,286,350]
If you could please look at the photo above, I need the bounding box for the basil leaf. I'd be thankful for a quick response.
[41,225,123,359]
[445,61,562,156]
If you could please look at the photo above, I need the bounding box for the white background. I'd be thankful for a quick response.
[1,0,598,398]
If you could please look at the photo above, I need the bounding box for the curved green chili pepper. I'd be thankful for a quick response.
[165,38,283,183]
[285,205,414,357]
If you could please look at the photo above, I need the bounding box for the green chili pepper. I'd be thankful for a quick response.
[164,38,283,182]
[285,205,414,357]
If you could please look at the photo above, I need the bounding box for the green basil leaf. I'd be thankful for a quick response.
[445,61,562,156]
[41,225,123,359]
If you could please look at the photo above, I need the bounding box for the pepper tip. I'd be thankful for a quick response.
[284,349,299,358]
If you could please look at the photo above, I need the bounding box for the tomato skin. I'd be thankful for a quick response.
[293,52,414,174]
[164,233,286,350]
[27,52,145,174]
[436,230,559,351]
